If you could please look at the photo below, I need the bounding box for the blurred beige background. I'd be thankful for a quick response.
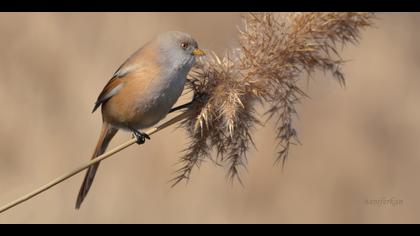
[0,13,419,223]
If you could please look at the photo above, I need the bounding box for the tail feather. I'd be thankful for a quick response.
[75,122,118,209]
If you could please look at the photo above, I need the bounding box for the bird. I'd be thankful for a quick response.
[75,31,205,209]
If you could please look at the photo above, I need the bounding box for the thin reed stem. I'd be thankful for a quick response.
[0,110,191,214]
[0,12,376,214]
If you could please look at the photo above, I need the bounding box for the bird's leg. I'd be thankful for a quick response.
[169,100,193,113]
[170,92,207,113]
[130,127,150,145]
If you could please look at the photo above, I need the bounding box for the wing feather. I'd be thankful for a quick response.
[92,78,125,113]
[91,45,151,113]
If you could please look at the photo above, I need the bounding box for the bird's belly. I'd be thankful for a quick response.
[130,73,186,129]
[102,66,189,131]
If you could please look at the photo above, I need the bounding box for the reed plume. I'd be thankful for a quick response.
[0,12,376,213]
[172,12,375,185]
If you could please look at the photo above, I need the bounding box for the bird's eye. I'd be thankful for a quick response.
[181,42,188,49]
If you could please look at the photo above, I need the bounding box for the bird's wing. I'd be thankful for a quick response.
[92,48,144,113]
[92,76,125,113]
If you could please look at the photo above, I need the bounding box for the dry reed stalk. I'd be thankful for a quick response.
[172,12,375,185]
[0,12,375,213]
[0,111,191,213]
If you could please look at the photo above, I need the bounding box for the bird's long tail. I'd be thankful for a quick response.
[75,121,118,209]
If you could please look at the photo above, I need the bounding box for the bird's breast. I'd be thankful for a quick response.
[132,68,187,128]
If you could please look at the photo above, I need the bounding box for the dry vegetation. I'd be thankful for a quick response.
[172,12,375,185]
[0,12,377,214]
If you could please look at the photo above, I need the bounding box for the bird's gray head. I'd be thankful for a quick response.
[153,31,205,71]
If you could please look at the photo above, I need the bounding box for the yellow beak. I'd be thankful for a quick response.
[192,48,206,56]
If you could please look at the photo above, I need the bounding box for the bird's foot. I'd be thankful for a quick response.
[131,129,150,144]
